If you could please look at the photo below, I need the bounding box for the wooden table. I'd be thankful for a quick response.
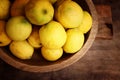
[0,0,120,80]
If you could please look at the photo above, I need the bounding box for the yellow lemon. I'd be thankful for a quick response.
[78,11,93,33]
[0,0,10,20]
[9,40,34,60]
[39,21,67,49]
[41,47,63,61]
[6,16,32,41]
[25,0,54,25]
[63,28,84,53]
[55,0,83,28]
[28,26,41,48]
[0,21,12,46]
[55,0,71,8]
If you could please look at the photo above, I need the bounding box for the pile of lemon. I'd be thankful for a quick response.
[0,0,92,61]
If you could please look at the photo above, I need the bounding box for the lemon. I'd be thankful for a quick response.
[41,47,63,61]
[0,0,10,20]
[39,21,67,49]
[78,11,92,33]
[25,0,54,25]
[28,26,41,48]
[55,0,71,7]
[9,40,34,60]
[6,16,32,41]
[55,0,83,28]
[0,21,12,46]
[63,28,84,53]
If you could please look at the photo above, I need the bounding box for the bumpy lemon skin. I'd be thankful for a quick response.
[0,0,10,20]
[78,11,93,33]
[39,21,67,49]
[9,40,34,60]
[41,47,63,61]
[55,0,83,28]
[0,21,12,46]
[63,29,84,53]
[25,0,54,25]
[6,16,32,41]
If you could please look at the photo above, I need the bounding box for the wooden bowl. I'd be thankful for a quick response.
[0,0,98,72]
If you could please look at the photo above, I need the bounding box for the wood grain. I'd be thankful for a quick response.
[95,5,113,40]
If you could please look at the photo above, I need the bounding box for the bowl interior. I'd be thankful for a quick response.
[0,0,98,72]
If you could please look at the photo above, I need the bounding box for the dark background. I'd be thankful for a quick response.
[0,0,120,80]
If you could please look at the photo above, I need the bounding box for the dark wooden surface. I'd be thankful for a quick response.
[0,0,120,80]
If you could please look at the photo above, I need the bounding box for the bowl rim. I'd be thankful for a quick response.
[0,0,98,73]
